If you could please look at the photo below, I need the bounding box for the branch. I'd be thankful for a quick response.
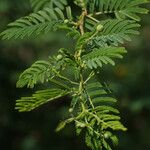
[78,9,87,35]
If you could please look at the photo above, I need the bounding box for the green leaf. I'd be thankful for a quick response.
[86,0,149,21]
[17,60,52,88]
[82,47,127,69]
[56,121,66,132]
[85,81,127,131]
[30,0,68,12]
[87,19,140,47]
[0,7,73,40]
[15,88,70,112]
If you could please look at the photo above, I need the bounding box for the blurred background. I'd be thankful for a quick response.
[0,0,150,150]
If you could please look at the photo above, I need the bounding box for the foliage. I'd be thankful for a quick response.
[1,0,149,150]
[15,88,70,112]
[82,47,127,68]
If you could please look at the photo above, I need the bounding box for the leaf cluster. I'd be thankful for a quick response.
[1,0,149,150]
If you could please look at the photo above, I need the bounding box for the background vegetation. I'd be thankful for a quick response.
[0,0,150,150]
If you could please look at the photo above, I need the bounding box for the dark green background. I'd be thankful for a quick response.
[0,0,150,150]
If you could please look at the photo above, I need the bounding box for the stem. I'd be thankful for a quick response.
[88,10,115,17]
[79,71,84,90]
[84,71,95,84]
[76,0,87,35]
[75,7,87,92]
[49,79,70,90]
[52,68,79,85]
[84,89,95,109]
[78,10,87,35]
[75,9,87,109]
[86,15,99,23]
[75,119,100,136]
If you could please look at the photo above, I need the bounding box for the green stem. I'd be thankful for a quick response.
[86,15,99,23]
[49,79,70,90]
[88,10,115,17]
[52,68,79,85]
[84,71,95,84]
[85,88,95,109]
